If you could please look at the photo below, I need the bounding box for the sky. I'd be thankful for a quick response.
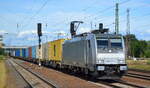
[0,0,150,46]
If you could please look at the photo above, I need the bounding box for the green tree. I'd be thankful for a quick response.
[128,34,138,57]
[139,40,147,57]
[144,41,150,58]
[126,34,148,58]
[144,49,150,58]
[0,48,4,55]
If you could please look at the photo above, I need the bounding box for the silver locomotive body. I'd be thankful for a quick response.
[62,33,127,79]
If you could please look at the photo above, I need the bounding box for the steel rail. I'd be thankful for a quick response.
[10,59,58,88]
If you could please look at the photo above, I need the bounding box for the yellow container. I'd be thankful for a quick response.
[48,39,65,61]
[20,49,22,57]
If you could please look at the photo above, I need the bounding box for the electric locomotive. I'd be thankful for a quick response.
[62,21,127,79]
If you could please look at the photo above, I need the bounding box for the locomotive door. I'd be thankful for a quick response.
[86,40,92,68]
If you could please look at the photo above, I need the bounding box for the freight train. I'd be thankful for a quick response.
[10,22,127,79]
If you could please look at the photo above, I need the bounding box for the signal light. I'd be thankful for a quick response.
[37,23,42,36]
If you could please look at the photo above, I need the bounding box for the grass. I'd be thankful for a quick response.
[127,59,150,71]
[0,55,5,60]
[0,60,6,88]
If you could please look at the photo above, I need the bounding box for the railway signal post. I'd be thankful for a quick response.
[37,23,42,66]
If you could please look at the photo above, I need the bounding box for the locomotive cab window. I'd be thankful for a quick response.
[110,38,122,48]
[97,39,108,48]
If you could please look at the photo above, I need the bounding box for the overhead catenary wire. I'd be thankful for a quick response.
[111,10,150,27]
[95,5,144,28]
[82,0,131,32]
[82,0,131,21]
[20,0,50,30]
[81,0,100,12]
[17,0,132,40]
[12,0,49,46]
[19,0,38,25]
[52,0,104,26]
[52,0,131,29]
[90,0,131,27]
[18,0,150,36]
[102,4,150,32]
[15,0,50,46]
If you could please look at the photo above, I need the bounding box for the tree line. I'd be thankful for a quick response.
[125,34,150,58]
[0,48,5,55]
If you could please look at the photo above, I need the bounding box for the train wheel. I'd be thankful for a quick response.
[90,71,99,80]
[84,68,89,75]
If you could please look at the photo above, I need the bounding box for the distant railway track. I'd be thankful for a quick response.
[9,59,57,88]
[100,80,145,88]
[89,79,145,88]
[126,69,150,81]
[113,80,145,88]
[129,69,150,73]
[126,73,150,80]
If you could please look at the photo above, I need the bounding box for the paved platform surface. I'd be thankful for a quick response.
[10,59,52,88]
[5,59,31,88]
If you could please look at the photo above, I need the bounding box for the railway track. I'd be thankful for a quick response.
[129,69,150,73]
[89,79,145,88]
[11,58,150,88]
[98,80,145,88]
[126,72,150,80]
[9,59,57,88]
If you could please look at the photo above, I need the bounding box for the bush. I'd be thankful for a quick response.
[0,48,4,55]
[144,49,150,58]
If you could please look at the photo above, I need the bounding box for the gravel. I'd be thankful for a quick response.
[15,59,103,88]
[122,76,150,88]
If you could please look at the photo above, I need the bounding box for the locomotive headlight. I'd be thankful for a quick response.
[97,59,104,64]
[118,59,125,64]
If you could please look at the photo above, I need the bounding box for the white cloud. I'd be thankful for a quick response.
[0,30,7,34]
[17,30,51,37]
[17,30,37,37]
[78,27,91,34]
[146,29,150,34]
[27,37,37,41]
[53,30,67,35]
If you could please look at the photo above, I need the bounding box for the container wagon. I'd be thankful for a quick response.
[25,48,29,59]
[36,46,39,58]
[22,48,26,58]
[42,42,50,65]
[31,46,36,62]
[48,39,65,68]
[15,49,20,57]
[10,50,15,57]
[20,48,22,57]
[28,47,32,61]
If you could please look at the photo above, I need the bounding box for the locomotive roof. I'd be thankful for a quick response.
[64,33,123,44]
[95,33,122,37]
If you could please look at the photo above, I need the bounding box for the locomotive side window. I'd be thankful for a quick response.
[110,39,122,48]
[97,39,108,48]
